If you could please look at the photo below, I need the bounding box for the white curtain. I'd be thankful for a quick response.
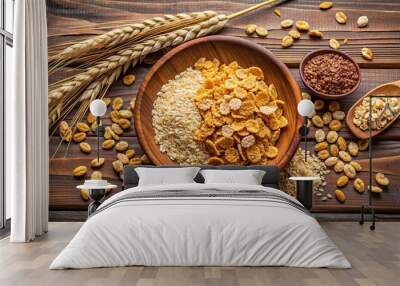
[8,0,49,242]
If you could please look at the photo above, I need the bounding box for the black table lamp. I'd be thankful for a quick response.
[297,99,315,162]
[89,99,107,163]
[289,99,317,210]
[81,99,109,216]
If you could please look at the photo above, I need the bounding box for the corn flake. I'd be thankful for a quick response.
[237,129,250,137]
[224,147,240,163]
[208,157,225,165]
[205,139,220,156]
[266,146,278,158]
[241,76,257,90]
[246,145,262,163]
[197,99,213,111]
[231,110,247,120]
[245,119,260,133]
[233,87,248,99]
[235,69,248,80]
[257,126,271,138]
[215,136,235,150]
[255,91,270,107]
[268,84,278,99]
[238,100,256,117]
[237,144,247,161]
[231,121,246,131]
[224,79,238,89]
[259,104,277,115]
[278,116,288,128]
[248,67,264,80]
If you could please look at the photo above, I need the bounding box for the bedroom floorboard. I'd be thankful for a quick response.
[0,222,398,286]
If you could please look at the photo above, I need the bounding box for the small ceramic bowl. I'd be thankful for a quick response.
[299,49,361,100]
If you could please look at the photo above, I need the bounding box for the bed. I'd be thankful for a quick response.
[50,165,351,269]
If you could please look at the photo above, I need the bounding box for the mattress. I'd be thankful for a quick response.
[50,183,351,269]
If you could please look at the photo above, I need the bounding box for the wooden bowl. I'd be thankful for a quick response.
[135,35,302,169]
[346,80,400,139]
[299,49,361,100]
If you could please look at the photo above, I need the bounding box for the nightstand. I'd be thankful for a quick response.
[77,180,117,216]
[289,177,319,210]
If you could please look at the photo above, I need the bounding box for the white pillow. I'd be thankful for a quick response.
[200,169,266,185]
[135,167,200,186]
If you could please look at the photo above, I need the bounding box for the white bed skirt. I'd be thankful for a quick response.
[50,184,351,269]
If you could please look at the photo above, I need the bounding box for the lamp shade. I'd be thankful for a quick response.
[297,99,315,117]
[90,99,107,117]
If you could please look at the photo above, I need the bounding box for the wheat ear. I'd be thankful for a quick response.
[48,14,228,105]
[49,11,217,71]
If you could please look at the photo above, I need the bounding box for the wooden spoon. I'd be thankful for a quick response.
[346,80,400,139]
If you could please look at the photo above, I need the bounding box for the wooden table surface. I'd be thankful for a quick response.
[47,0,400,212]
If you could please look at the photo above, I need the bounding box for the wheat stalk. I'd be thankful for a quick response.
[49,11,217,73]
[48,15,228,106]
[47,11,218,105]
[48,14,227,127]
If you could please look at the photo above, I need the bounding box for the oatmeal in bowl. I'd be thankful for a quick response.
[152,58,289,166]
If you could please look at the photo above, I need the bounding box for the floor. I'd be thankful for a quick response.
[0,222,399,286]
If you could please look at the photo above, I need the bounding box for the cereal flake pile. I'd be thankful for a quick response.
[192,58,288,165]
[353,96,399,131]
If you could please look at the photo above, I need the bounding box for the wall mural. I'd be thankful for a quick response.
[47,0,400,213]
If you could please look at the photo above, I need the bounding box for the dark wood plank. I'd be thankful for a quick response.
[311,142,400,213]
[46,0,400,67]
[47,0,400,212]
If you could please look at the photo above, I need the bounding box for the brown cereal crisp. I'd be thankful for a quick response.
[265,146,278,158]
[208,157,225,165]
[238,100,256,117]
[215,136,235,151]
[246,145,262,163]
[205,139,220,156]
[224,147,240,163]
[245,119,260,133]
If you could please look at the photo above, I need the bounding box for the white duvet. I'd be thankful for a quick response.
[50,183,351,269]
